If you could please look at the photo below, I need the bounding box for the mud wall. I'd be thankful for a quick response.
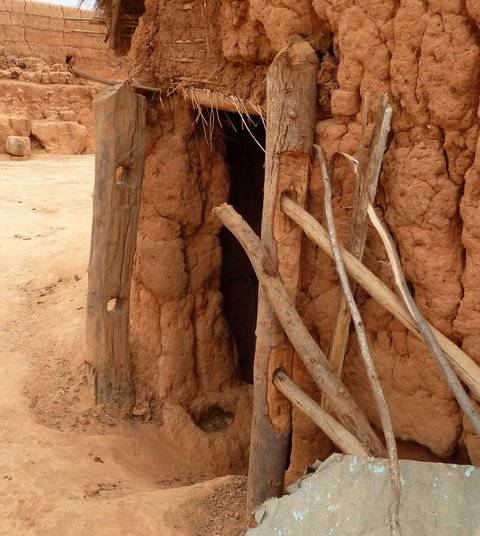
[0,1,126,155]
[128,0,480,474]
[0,0,125,77]
[129,97,252,473]
[0,79,100,154]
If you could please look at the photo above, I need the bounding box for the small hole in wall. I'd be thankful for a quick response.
[192,405,234,433]
[106,298,118,312]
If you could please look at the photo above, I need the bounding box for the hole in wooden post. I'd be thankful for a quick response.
[115,166,126,187]
[106,298,118,312]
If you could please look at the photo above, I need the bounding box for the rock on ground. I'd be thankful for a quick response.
[5,135,30,157]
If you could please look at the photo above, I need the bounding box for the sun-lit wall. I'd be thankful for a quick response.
[0,0,124,77]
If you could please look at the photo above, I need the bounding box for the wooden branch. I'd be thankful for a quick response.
[63,17,106,24]
[280,195,480,401]
[67,65,264,117]
[179,87,264,117]
[324,96,392,412]
[68,65,122,85]
[247,37,319,511]
[367,202,480,436]
[71,29,106,36]
[86,82,146,414]
[317,145,401,536]
[213,203,386,458]
[273,370,368,456]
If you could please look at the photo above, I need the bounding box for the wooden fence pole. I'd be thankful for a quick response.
[247,36,319,512]
[86,82,146,414]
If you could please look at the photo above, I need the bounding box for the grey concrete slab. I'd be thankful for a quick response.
[246,454,480,536]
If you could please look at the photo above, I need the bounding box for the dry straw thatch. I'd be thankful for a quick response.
[81,0,144,53]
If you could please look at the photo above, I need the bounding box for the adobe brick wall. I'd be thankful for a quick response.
[0,0,125,78]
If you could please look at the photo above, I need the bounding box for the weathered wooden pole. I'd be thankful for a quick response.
[86,82,146,414]
[109,0,122,50]
[247,36,319,512]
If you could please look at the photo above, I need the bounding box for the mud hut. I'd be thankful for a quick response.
[86,0,480,509]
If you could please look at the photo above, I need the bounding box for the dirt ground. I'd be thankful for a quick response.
[0,155,250,535]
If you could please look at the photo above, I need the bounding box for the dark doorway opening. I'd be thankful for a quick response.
[219,112,265,384]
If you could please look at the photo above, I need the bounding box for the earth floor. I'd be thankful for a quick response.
[0,155,249,535]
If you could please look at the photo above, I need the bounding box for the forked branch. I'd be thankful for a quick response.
[324,95,392,412]
[316,144,401,536]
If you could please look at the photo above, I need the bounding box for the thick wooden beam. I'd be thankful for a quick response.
[247,37,319,512]
[86,82,146,413]
[110,0,122,50]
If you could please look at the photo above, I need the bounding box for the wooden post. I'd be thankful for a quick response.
[86,82,146,413]
[247,37,319,512]
[110,0,122,50]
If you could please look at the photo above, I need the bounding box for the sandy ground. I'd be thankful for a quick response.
[0,156,249,535]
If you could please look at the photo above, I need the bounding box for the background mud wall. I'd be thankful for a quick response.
[128,0,480,474]
[0,1,126,155]
[0,0,124,78]
[0,79,100,153]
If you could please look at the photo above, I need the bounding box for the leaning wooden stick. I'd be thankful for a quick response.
[273,370,367,456]
[367,202,480,436]
[280,195,480,402]
[324,96,392,412]
[213,203,385,457]
[317,145,401,536]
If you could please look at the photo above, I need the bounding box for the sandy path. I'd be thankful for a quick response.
[0,156,247,535]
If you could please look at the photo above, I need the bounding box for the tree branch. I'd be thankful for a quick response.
[316,144,401,536]
[280,194,480,402]
[273,370,368,456]
[367,202,480,436]
[213,203,385,457]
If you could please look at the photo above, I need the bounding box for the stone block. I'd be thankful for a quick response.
[330,89,361,116]
[49,71,70,84]
[9,66,21,78]
[5,135,30,156]
[0,114,30,149]
[248,454,480,536]
[58,109,76,121]
[19,71,41,83]
[30,120,87,154]
[51,62,67,72]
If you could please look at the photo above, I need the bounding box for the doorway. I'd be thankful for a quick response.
[219,112,266,384]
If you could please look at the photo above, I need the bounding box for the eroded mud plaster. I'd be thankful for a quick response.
[129,0,480,474]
